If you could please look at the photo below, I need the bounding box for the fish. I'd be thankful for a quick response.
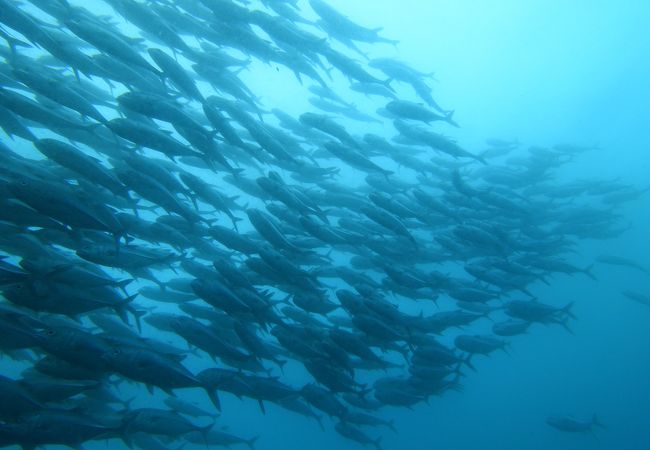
[335,421,383,450]
[596,254,650,275]
[622,290,650,307]
[547,414,606,433]
[385,99,458,126]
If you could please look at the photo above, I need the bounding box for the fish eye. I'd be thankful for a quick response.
[46,329,55,336]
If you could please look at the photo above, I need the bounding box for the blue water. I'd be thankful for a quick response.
[1,1,649,449]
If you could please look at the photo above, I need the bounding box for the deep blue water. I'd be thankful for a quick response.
[1,1,649,449]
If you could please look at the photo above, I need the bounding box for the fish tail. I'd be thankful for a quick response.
[200,421,214,435]
[561,302,577,320]
[557,316,574,335]
[203,387,222,411]
[6,36,31,53]
[445,110,460,128]
[316,416,325,431]
[583,264,597,281]
[592,413,606,429]
[464,354,477,372]
[275,358,288,373]
[246,435,260,450]
[128,306,146,334]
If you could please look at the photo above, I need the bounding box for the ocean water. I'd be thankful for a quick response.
[0,1,649,450]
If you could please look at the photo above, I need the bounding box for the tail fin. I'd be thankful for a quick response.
[374,436,383,450]
[592,414,606,429]
[453,361,465,378]
[468,150,488,165]
[231,215,243,231]
[477,149,490,161]
[116,278,134,292]
[119,395,137,411]
[115,294,139,328]
[561,302,577,320]
[464,354,477,372]
[275,358,287,374]
[583,264,597,281]
[557,317,574,335]
[119,293,139,306]
[315,415,325,431]
[128,307,146,334]
[246,435,260,450]
[198,421,214,441]
[445,110,460,128]
[204,387,221,411]
[5,35,31,53]
[385,38,400,47]
[380,78,395,92]
[257,399,266,414]
[381,169,394,181]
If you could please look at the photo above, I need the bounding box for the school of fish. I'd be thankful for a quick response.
[0,0,647,449]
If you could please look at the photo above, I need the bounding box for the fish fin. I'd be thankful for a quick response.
[257,399,266,414]
[114,305,130,327]
[382,169,394,180]
[200,421,214,435]
[205,387,221,411]
[246,435,260,450]
[558,317,574,335]
[5,33,31,52]
[380,78,395,92]
[121,293,139,305]
[445,110,460,128]
[561,302,577,320]
[275,359,287,374]
[592,413,606,429]
[316,415,325,431]
[162,386,175,396]
[464,354,477,372]
[117,278,134,290]
[583,264,597,281]
[128,307,146,334]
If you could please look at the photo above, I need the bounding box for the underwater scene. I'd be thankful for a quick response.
[0,0,649,449]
